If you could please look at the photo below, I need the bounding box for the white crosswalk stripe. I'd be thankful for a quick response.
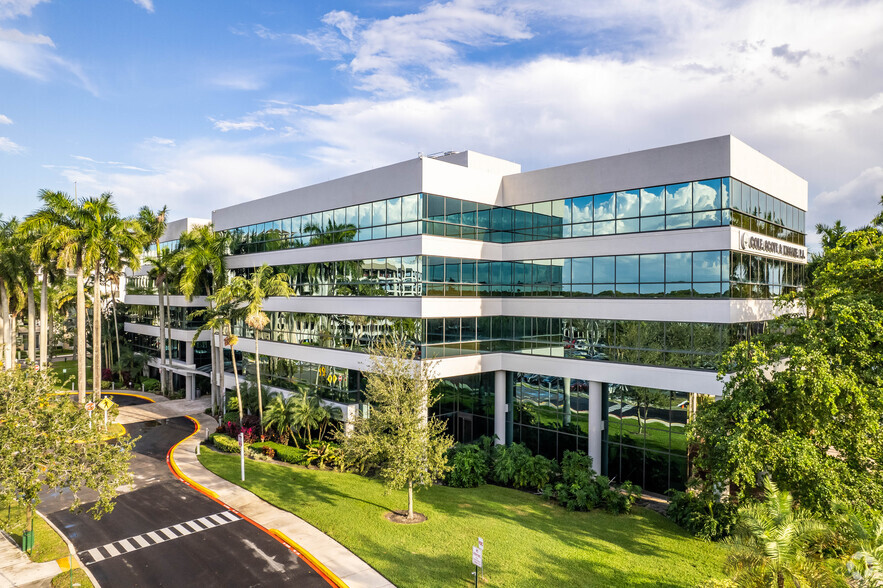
[79,511,241,565]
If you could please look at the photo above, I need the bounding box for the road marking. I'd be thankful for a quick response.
[79,511,241,565]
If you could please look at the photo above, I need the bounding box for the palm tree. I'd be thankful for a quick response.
[178,224,229,414]
[81,194,143,399]
[24,190,95,402]
[221,264,294,437]
[192,302,244,425]
[0,216,27,369]
[137,206,169,394]
[724,478,834,588]
[262,391,302,445]
[24,218,62,369]
[144,248,178,395]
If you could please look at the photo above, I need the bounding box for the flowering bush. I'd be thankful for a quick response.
[217,415,261,444]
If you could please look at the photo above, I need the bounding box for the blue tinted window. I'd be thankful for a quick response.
[641,216,665,232]
[666,252,692,282]
[616,190,639,218]
[572,196,593,223]
[640,254,664,283]
[572,258,592,283]
[594,193,615,221]
[402,194,419,222]
[616,255,639,283]
[693,211,721,228]
[358,204,372,228]
[426,194,445,221]
[720,178,730,209]
[666,183,692,214]
[693,251,721,282]
[386,198,402,224]
[666,214,691,230]
[641,186,665,216]
[594,256,615,282]
[693,179,721,211]
[595,220,615,235]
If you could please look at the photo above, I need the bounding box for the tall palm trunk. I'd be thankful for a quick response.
[0,280,9,369]
[76,260,86,403]
[112,280,121,381]
[39,271,48,369]
[228,330,243,426]
[216,330,225,413]
[27,281,35,363]
[157,280,167,394]
[92,261,102,400]
[255,332,263,438]
[165,286,172,393]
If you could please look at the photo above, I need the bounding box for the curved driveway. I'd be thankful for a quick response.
[39,394,331,587]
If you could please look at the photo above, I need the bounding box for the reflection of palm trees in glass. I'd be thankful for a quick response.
[302,221,359,296]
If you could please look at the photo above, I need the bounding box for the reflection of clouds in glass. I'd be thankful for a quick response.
[666,183,691,214]
[692,251,721,281]
[693,181,719,211]
[641,186,665,216]
[571,196,593,223]
[387,197,402,223]
[402,194,419,221]
[595,193,615,221]
[616,190,639,218]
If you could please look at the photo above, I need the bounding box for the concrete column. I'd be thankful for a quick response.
[588,380,603,474]
[563,377,572,426]
[494,370,506,445]
[185,342,194,365]
[185,375,194,400]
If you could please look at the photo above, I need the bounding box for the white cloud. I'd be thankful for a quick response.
[211,118,274,132]
[809,167,883,247]
[0,26,96,92]
[0,114,11,124]
[131,0,153,13]
[54,139,303,219]
[224,0,878,240]
[210,71,265,91]
[0,136,24,153]
[0,0,48,20]
[143,136,176,147]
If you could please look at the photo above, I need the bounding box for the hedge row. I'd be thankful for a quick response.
[250,441,309,465]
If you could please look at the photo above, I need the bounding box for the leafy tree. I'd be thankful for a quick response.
[262,392,302,445]
[192,301,245,425]
[722,479,835,588]
[0,366,135,547]
[692,209,883,514]
[339,338,453,520]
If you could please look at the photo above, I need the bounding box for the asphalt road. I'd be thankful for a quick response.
[41,394,329,587]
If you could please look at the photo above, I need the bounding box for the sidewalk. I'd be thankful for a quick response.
[173,412,395,588]
[0,525,88,588]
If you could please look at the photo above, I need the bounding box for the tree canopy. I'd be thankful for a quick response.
[339,338,453,520]
[0,366,135,526]
[692,203,883,515]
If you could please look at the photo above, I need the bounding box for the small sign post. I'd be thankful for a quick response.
[97,397,114,429]
[478,537,484,580]
[85,401,95,429]
[472,546,483,587]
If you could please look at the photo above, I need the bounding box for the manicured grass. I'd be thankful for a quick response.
[52,567,93,588]
[0,501,68,562]
[49,360,90,388]
[199,450,725,587]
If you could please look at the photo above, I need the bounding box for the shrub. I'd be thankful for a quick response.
[603,479,641,514]
[305,442,341,469]
[251,441,308,465]
[514,454,558,491]
[667,489,738,541]
[218,415,261,444]
[142,378,160,392]
[101,368,113,382]
[210,433,240,453]
[447,444,491,488]
[492,443,533,486]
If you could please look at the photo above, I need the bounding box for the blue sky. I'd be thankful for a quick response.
[1,0,882,247]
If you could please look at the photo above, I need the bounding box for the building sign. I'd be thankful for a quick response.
[737,230,807,262]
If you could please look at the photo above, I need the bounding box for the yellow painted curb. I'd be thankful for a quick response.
[271,529,348,588]
[55,556,79,572]
[167,416,219,499]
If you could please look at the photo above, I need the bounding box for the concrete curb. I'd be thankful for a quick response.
[37,512,101,588]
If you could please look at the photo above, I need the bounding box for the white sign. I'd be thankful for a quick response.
[478,537,484,551]
[472,546,482,567]
[736,230,807,261]
[84,401,96,412]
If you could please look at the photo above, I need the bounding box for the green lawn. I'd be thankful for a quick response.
[0,500,68,563]
[49,360,90,388]
[199,450,725,587]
